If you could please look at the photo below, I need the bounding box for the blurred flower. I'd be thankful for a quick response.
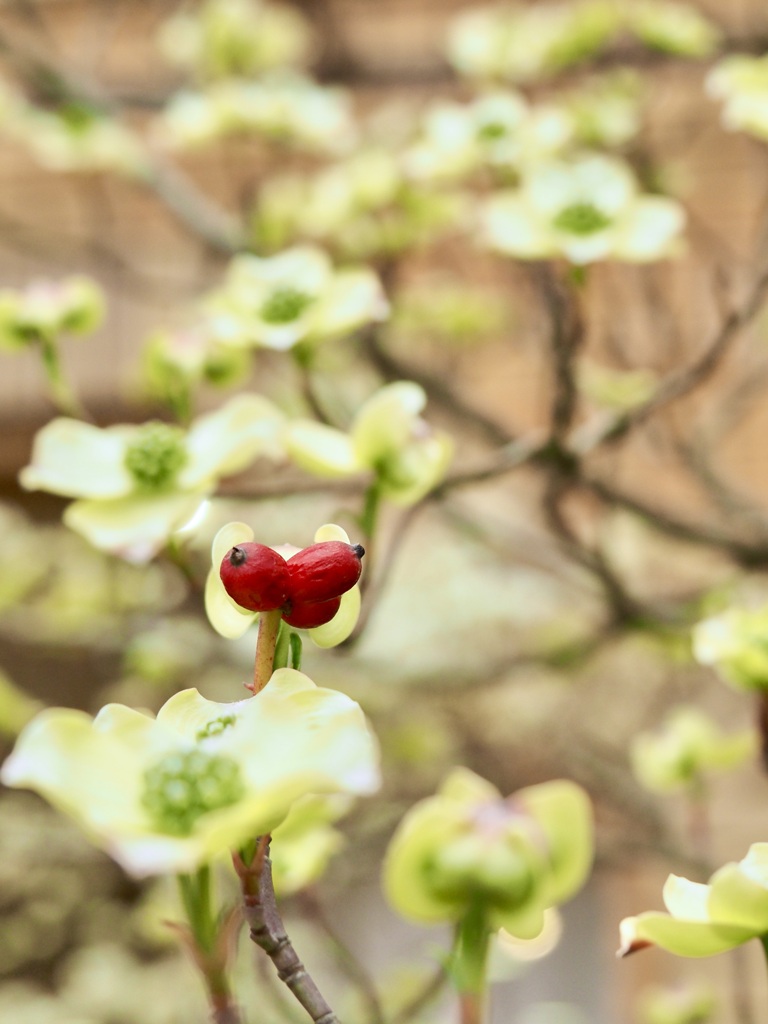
[285,381,453,506]
[391,279,510,349]
[20,395,284,562]
[626,1,721,58]
[619,843,768,957]
[203,245,388,352]
[142,326,250,417]
[446,1,621,83]
[0,669,42,739]
[157,0,311,79]
[630,706,756,794]
[578,361,657,411]
[384,767,593,936]
[638,982,717,1024]
[707,54,768,141]
[271,794,352,894]
[157,73,355,153]
[253,148,402,251]
[693,605,768,691]
[565,71,643,148]
[0,276,104,350]
[482,153,685,264]
[1,669,379,877]
[205,522,362,647]
[13,102,147,176]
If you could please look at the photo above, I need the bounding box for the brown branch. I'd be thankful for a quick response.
[572,260,768,454]
[361,328,514,446]
[237,841,341,1024]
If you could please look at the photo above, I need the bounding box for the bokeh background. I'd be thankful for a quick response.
[3,1,768,1022]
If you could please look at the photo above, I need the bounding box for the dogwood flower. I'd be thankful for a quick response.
[619,844,768,958]
[157,74,356,153]
[446,1,620,84]
[693,605,768,691]
[482,154,685,264]
[20,395,284,562]
[630,706,756,794]
[157,0,311,79]
[626,1,721,58]
[707,55,768,142]
[284,381,453,506]
[0,276,104,350]
[384,768,592,937]
[0,669,379,877]
[14,104,147,176]
[205,522,361,647]
[203,245,388,352]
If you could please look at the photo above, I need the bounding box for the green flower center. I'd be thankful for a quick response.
[141,749,244,836]
[124,422,188,491]
[477,120,508,141]
[260,287,313,325]
[196,715,237,741]
[553,202,612,236]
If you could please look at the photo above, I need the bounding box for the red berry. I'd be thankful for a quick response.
[285,541,364,606]
[219,543,290,612]
[282,596,342,628]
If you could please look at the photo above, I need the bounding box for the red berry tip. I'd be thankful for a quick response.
[229,546,247,566]
[352,543,365,559]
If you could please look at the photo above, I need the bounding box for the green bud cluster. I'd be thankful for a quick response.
[124,422,188,491]
[141,748,244,836]
[260,287,313,325]
[553,202,612,236]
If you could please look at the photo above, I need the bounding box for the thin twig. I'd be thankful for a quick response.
[238,841,341,1024]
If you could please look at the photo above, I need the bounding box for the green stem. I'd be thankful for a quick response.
[38,333,87,418]
[178,870,241,1022]
[451,903,492,1024]
[252,609,283,694]
[288,632,303,671]
[359,483,381,542]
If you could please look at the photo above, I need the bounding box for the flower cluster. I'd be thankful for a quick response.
[156,74,356,153]
[157,0,311,80]
[446,1,720,83]
[384,768,593,937]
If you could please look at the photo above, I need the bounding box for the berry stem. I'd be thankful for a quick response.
[252,609,283,694]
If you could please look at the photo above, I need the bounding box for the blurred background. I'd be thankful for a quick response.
[2,1,768,1022]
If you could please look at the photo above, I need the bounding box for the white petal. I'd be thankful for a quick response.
[64,492,207,562]
[204,565,256,639]
[20,419,134,499]
[181,395,284,488]
[662,874,711,921]
[211,521,254,566]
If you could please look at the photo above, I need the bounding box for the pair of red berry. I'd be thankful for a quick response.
[220,540,365,628]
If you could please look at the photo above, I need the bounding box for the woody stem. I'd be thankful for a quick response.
[252,609,283,694]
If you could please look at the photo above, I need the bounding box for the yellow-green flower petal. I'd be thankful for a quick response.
[180,394,284,488]
[309,585,360,647]
[516,780,594,905]
[64,491,207,563]
[352,381,426,465]
[284,420,360,478]
[619,912,753,958]
[20,419,134,498]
